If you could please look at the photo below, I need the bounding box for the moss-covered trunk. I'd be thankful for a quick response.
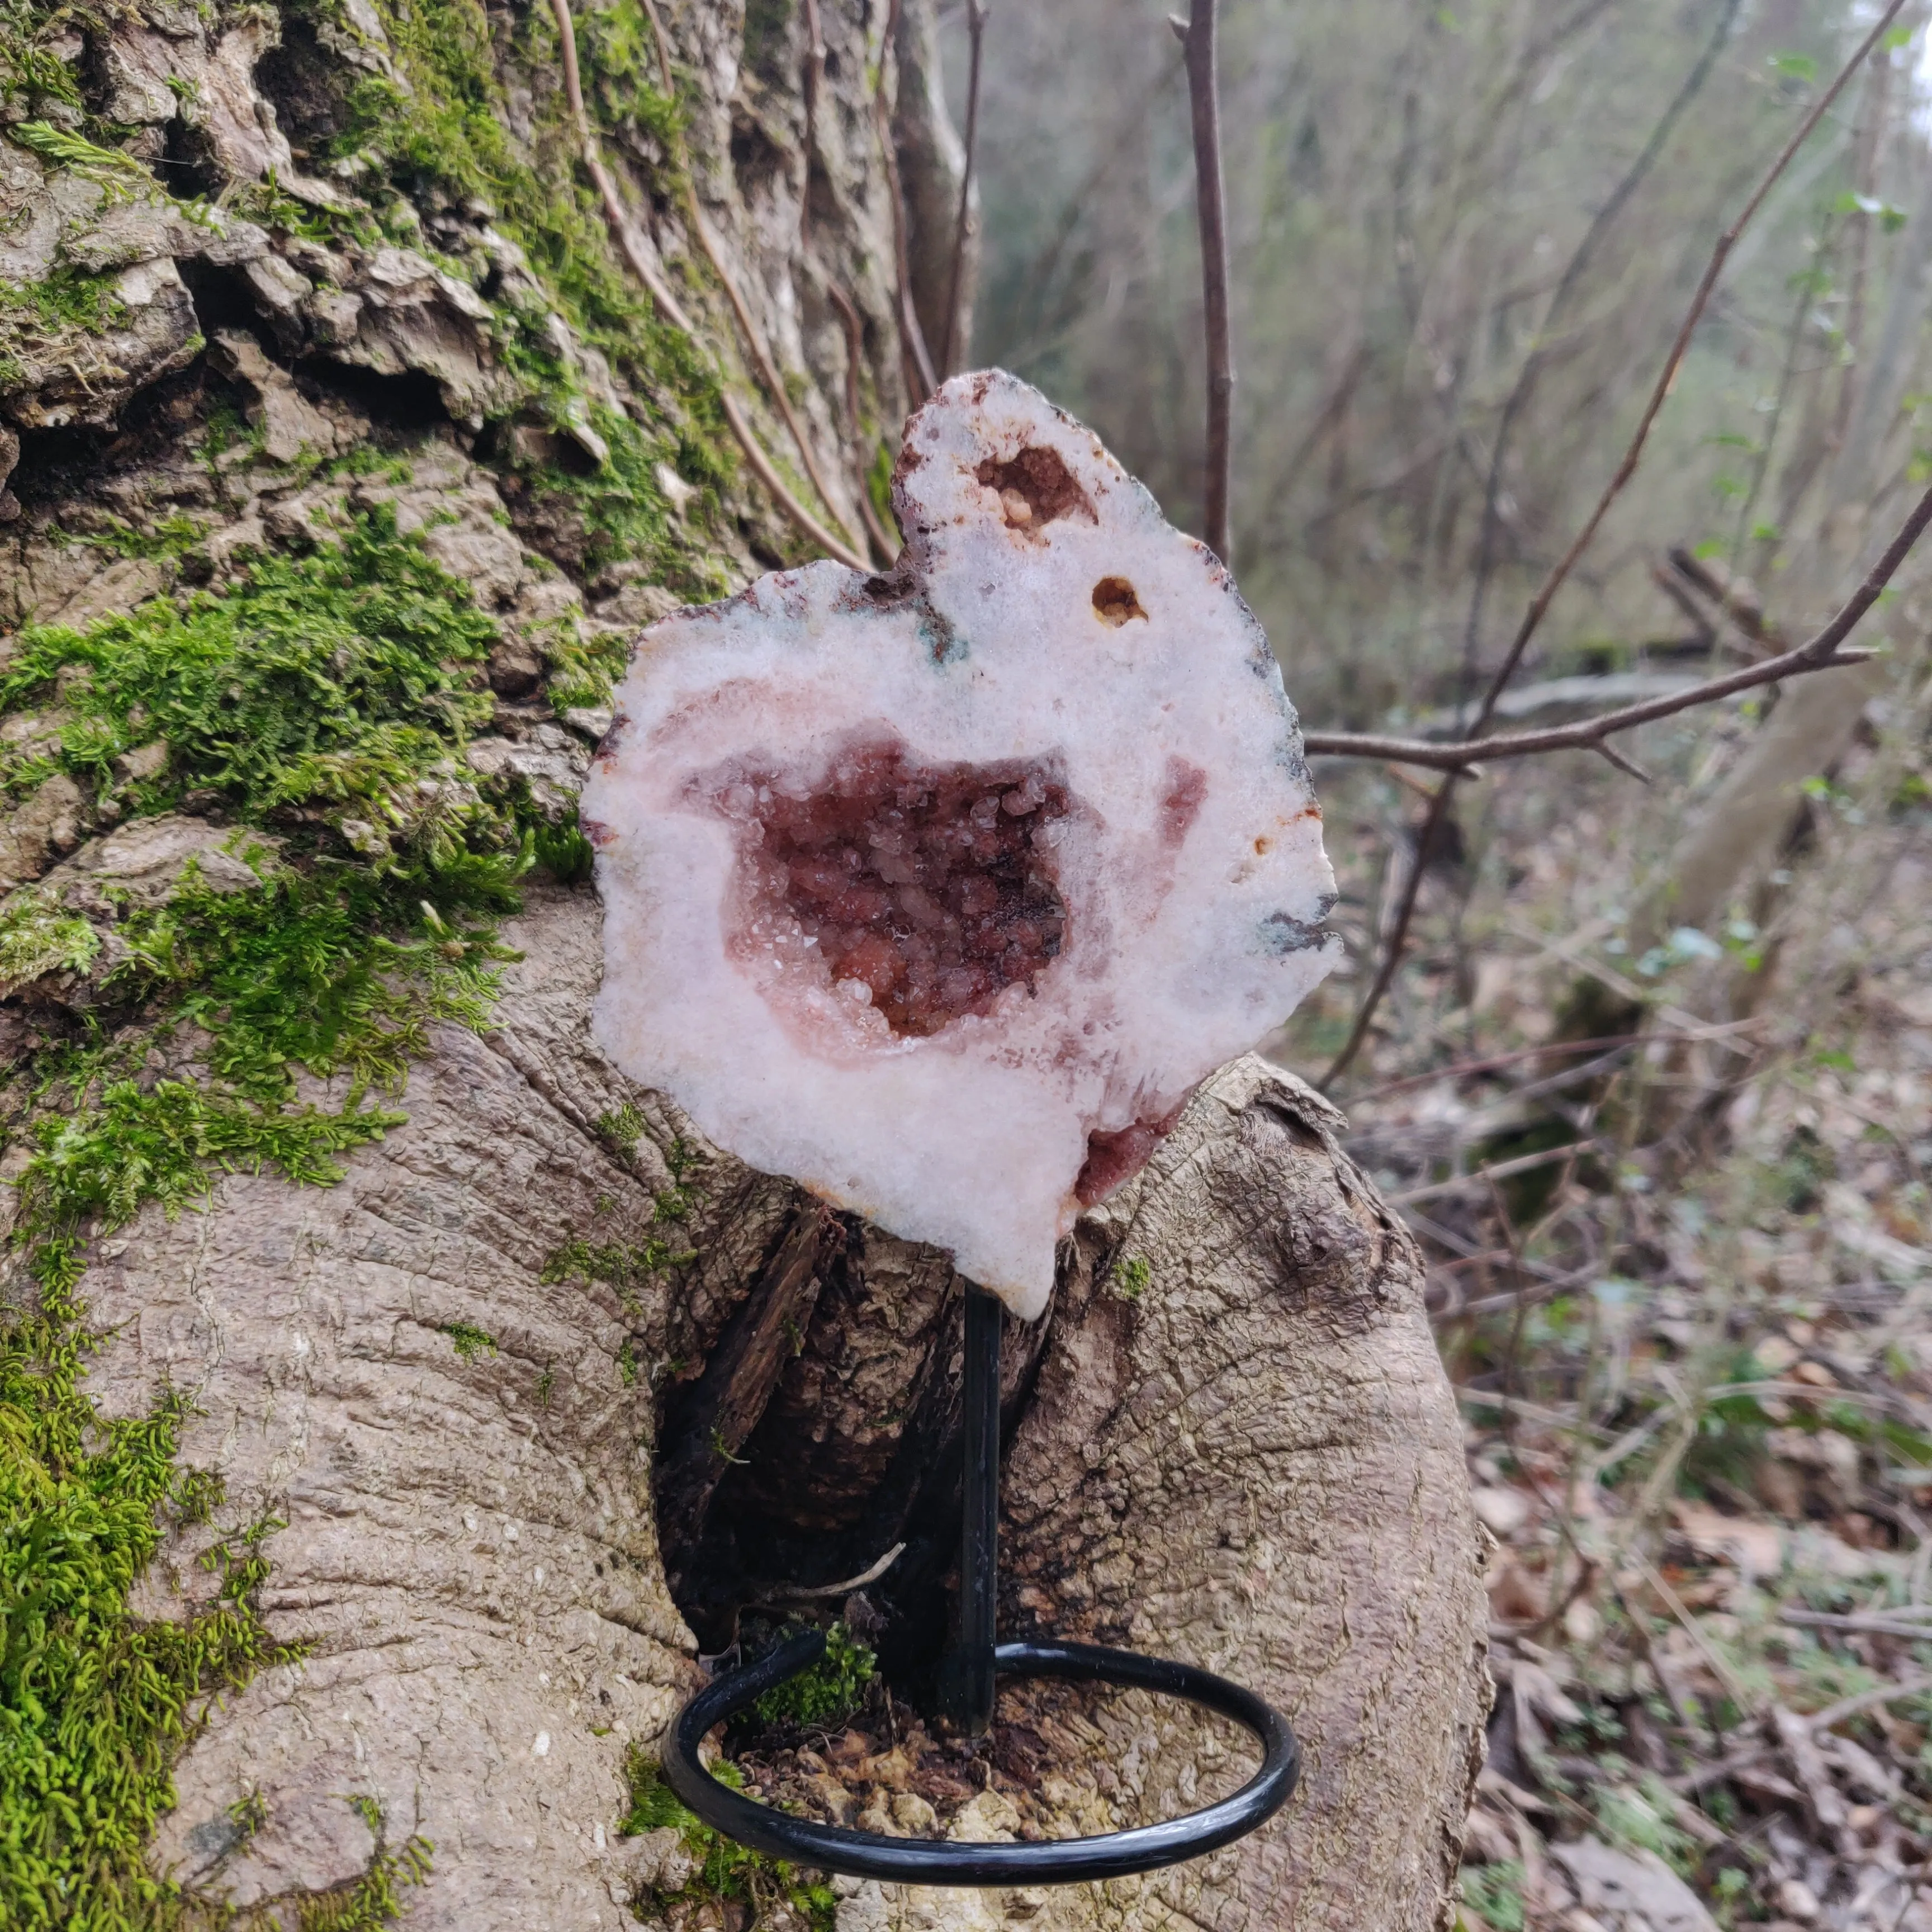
[0,4,1487,1927]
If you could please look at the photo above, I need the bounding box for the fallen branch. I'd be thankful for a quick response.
[1175,0,1233,562]
[1304,473,1932,771]
[1783,1607,1932,1640]
[1352,1019,1761,1104]
[1674,1671,1932,1794]
[1802,1670,1932,1734]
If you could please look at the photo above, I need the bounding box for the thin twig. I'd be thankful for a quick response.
[939,0,987,378]
[1175,0,1233,562]
[721,395,870,571]
[1387,1139,1595,1208]
[547,0,868,570]
[821,277,902,565]
[773,1541,907,1599]
[689,209,865,551]
[1783,1608,1932,1640]
[1320,776,1451,1085]
[878,0,939,406]
[1803,1670,1932,1734]
[548,0,693,330]
[636,0,674,89]
[1304,472,1932,770]
[1639,1554,1759,1717]
[1318,0,1909,1085]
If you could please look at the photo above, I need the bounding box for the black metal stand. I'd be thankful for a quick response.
[661,1286,1300,1886]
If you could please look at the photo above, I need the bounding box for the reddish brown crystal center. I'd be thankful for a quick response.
[708,737,1072,1038]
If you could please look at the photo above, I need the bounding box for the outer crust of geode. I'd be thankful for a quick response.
[583,371,1337,1317]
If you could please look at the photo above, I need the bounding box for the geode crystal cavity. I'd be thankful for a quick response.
[583,372,1337,1318]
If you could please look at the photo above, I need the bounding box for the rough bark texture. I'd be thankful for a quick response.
[84,895,1489,1931]
[0,0,1487,1924]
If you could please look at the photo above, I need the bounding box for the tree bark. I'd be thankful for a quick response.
[0,2,1487,1925]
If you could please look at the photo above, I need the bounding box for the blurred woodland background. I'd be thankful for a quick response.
[953,1,1932,1928]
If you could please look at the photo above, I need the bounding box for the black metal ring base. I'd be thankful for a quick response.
[662,1628,1300,1887]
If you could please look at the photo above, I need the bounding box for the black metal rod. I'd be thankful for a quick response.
[660,1277,1303,1884]
[662,1628,1300,1885]
[948,1283,1002,1733]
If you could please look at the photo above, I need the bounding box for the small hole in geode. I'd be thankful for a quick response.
[1092,577,1146,626]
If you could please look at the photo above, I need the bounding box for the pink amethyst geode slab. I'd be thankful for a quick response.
[582,371,1338,1318]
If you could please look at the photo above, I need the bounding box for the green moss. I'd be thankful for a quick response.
[3,505,499,828]
[293,0,738,586]
[1112,1254,1152,1301]
[0,887,100,992]
[443,1321,496,1361]
[619,1753,836,1931]
[0,268,129,390]
[0,0,80,115]
[1459,1860,1524,1932]
[0,1347,301,1927]
[541,1231,695,1314]
[0,0,752,1913]
[56,517,209,564]
[750,1621,875,1730]
[0,502,566,1930]
[594,1101,643,1160]
[291,1804,433,1932]
[504,406,729,612]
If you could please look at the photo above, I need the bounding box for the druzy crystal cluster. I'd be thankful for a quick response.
[583,372,1337,1317]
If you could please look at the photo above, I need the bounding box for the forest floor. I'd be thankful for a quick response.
[1278,665,1932,1931]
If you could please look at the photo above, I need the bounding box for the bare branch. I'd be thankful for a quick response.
[1592,740,1652,784]
[688,209,868,553]
[1305,473,1931,773]
[1177,0,1233,563]
[1668,544,1783,650]
[1318,0,1910,1087]
[940,0,988,379]
[821,278,902,565]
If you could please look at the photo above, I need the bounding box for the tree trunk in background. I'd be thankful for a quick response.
[0,3,1486,1927]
